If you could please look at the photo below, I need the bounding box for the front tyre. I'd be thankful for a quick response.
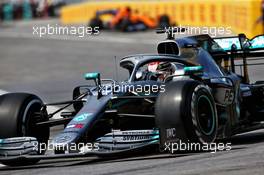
[0,93,49,166]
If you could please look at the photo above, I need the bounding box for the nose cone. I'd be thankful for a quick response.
[51,132,79,151]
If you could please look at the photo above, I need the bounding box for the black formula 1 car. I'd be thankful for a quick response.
[1,28,264,166]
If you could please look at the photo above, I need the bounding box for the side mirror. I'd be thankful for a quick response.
[84,72,102,99]
[84,72,99,80]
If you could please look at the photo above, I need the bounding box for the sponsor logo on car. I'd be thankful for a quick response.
[55,135,73,143]
[66,125,75,129]
[120,130,159,135]
[166,128,176,139]
[66,124,84,129]
[73,113,92,122]
[123,136,153,141]
[74,124,84,129]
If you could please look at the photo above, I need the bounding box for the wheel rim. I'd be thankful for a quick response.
[22,99,42,135]
[23,99,49,142]
[196,95,215,136]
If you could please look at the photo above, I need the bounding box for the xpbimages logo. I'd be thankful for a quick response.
[32,24,100,38]
[33,140,99,154]
[164,25,232,37]
[99,83,166,95]
[164,140,232,153]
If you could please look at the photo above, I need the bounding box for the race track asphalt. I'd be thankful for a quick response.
[0,19,264,175]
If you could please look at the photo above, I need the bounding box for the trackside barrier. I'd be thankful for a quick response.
[60,0,263,38]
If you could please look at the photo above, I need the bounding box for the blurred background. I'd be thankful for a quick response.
[0,0,263,37]
[0,0,84,20]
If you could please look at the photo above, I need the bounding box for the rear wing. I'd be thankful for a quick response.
[213,34,264,83]
[214,34,264,56]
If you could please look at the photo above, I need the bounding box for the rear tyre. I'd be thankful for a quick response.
[156,80,218,151]
[0,93,49,166]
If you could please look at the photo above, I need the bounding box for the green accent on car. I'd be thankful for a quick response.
[73,113,92,122]
[153,130,159,135]
[84,72,99,80]
[149,140,159,144]
[151,135,160,139]
[184,66,203,73]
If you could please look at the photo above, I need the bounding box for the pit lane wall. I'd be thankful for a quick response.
[60,0,263,38]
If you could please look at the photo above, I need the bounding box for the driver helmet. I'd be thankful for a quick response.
[147,62,176,81]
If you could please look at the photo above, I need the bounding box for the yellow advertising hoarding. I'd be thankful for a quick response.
[60,0,263,38]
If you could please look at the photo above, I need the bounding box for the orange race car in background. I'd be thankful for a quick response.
[89,7,171,32]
